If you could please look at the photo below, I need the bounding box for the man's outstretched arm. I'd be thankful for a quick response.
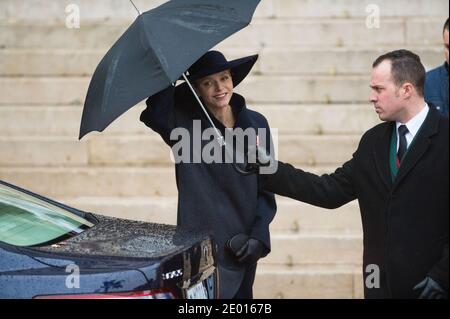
[262,159,357,209]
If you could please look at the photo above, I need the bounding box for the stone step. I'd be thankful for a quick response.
[255,104,380,135]
[0,136,89,166]
[0,165,338,198]
[272,0,447,19]
[0,47,443,76]
[0,104,158,137]
[0,0,274,23]
[0,166,178,197]
[270,200,362,235]
[0,75,373,105]
[0,106,87,136]
[218,18,445,48]
[254,264,363,299]
[59,196,362,235]
[0,104,380,136]
[277,135,360,166]
[1,0,445,23]
[1,18,443,49]
[0,0,163,23]
[235,75,371,103]
[0,77,89,105]
[0,50,106,76]
[0,48,262,76]
[407,17,450,46]
[0,134,361,166]
[261,234,363,266]
[259,47,444,75]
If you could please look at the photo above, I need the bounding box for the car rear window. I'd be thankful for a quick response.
[0,183,94,247]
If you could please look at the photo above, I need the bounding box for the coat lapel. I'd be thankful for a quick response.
[373,122,394,191]
[392,108,440,190]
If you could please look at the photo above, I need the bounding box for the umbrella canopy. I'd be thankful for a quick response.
[79,0,261,139]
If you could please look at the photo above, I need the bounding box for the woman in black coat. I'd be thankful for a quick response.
[140,51,277,299]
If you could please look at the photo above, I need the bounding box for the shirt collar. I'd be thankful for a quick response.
[396,103,429,138]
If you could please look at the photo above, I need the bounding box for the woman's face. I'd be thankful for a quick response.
[195,70,234,111]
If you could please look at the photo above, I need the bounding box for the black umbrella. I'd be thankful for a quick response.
[79,0,261,140]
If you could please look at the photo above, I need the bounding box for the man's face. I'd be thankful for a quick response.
[369,60,407,122]
[444,28,449,65]
[195,70,233,111]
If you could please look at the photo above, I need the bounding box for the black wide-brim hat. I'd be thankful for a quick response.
[183,50,258,88]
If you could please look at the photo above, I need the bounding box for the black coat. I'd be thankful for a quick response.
[263,107,448,298]
[140,85,277,298]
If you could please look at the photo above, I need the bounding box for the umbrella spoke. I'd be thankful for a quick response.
[129,0,141,15]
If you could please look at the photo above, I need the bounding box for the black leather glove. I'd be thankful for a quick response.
[235,238,265,265]
[232,143,274,175]
[248,143,272,167]
[413,277,448,299]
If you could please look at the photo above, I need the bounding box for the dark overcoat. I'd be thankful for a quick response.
[140,85,277,298]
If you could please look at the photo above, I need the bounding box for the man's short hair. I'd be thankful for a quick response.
[444,17,449,33]
[372,49,426,97]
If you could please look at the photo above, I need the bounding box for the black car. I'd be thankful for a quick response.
[0,180,218,299]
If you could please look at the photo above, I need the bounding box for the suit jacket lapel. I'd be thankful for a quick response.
[373,122,394,191]
[392,108,440,190]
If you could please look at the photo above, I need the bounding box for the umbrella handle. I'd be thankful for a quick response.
[182,73,226,147]
[232,163,258,176]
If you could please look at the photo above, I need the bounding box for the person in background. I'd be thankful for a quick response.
[425,17,449,116]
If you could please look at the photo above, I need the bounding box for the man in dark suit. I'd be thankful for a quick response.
[256,50,449,299]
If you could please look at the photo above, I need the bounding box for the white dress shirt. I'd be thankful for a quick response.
[396,104,430,151]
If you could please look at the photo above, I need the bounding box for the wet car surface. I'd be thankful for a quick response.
[0,180,218,299]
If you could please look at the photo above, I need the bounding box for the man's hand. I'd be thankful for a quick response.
[235,238,265,265]
[413,277,448,299]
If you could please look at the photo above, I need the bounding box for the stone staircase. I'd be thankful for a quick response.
[1,0,448,299]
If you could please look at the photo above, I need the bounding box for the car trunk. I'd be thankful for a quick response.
[28,214,217,298]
